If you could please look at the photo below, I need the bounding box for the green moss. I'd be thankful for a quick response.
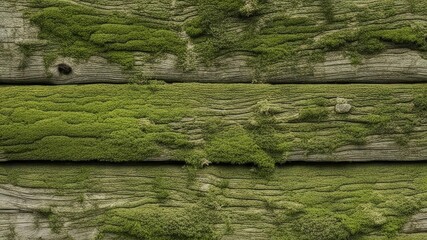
[354,38,386,54]
[346,51,363,65]
[320,0,335,23]
[249,124,284,156]
[0,85,193,162]
[0,84,425,166]
[35,207,63,234]
[318,26,427,59]
[206,126,275,169]
[174,149,207,167]
[301,135,340,155]
[318,30,358,51]
[17,43,36,70]
[28,0,185,69]
[99,206,221,239]
[395,135,410,146]
[246,103,287,158]
[361,104,417,143]
[382,218,407,238]
[105,51,134,70]
[153,177,170,202]
[414,94,427,114]
[292,210,350,240]
[186,0,312,70]
[43,51,59,69]
[3,163,427,239]
[239,0,261,17]
[264,197,280,211]
[364,114,394,134]
[24,0,427,75]
[48,213,63,234]
[341,204,386,236]
[184,17,206,38]
[254,99,282,116]
[407,0,427,14]
[339,125,368,145]
[373,27,426,48]
[6,169,19,185]
[296,107,329,122]
[275,193,421,239]
[218,179,230,189]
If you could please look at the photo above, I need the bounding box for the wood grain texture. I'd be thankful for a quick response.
[0,84,426,164]
[1,163,427,239]
[0,0,426,84]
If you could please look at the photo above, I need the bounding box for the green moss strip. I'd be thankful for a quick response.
[0,84,426,168]
[28,0,185,69]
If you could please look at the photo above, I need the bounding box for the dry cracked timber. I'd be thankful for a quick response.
[0,0,426,84]
[1,163,427,240]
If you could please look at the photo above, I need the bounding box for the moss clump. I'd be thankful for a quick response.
[292,210,350,240]
[363,105,417,137]
[254,99,282,116]
[364,114,394,134]
[276,194,422,239]
[245,104,288,159]
[185,0,313,70]
[239,0,261,17]
[320,0,335,23]
[341,204,386,236]
[339,125,369,146]
[99,206,221,240]
[28,0,185,69]
[414,95,427,114]
[206,126,275,169]
[296,107,329,122]
[318,26,427,60]
[35,207,63,234]
[248,124,285,156]
[181,0,257,45]
[184,17,206,38]
[374,27,426,48]
[105,51,135,70]
[152,177,170,202]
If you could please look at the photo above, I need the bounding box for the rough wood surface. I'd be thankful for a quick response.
[0,0,426,84]
[0,84,426,164]
[1,163,427,239]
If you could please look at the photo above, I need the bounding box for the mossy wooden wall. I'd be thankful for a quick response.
[1,1,427,239]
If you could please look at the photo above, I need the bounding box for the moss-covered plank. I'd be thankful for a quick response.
[1,0,426,83]
[0,83,426,168]
[1,163,427,239]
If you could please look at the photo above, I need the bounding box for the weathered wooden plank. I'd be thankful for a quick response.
[1,163,427,239]
[0,0,426,84]
[0,84,426,165]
